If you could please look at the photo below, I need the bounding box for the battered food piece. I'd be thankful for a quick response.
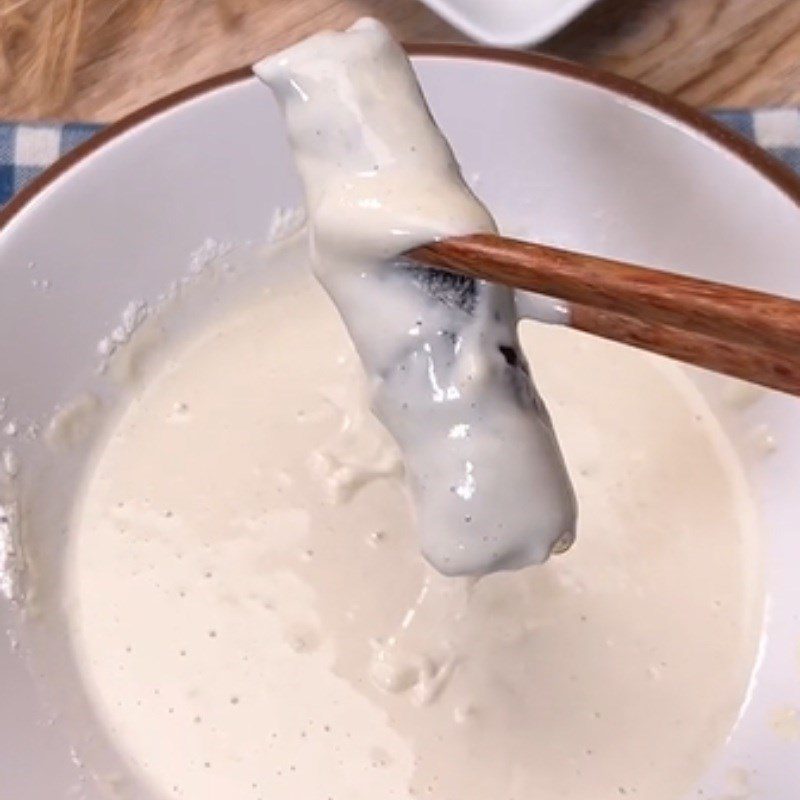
[254,19,576,576]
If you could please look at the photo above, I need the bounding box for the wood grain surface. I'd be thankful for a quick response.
[3,0,800,122]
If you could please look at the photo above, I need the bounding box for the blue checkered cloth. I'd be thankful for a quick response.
[2,110,800,206]
[0,123,100,204]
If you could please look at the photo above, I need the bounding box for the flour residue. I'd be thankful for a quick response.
[0,498,21,601]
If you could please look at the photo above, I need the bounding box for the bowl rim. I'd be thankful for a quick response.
[1,43,799,232]
[415,0,597,48]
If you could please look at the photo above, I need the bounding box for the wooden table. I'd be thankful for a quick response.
[6,0,800,121]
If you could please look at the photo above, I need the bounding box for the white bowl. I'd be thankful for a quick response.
[2,47,800,798]
[419,0,597,47]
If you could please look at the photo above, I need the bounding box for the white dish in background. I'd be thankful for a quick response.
[419,0,597,47]
[2,48,800,798]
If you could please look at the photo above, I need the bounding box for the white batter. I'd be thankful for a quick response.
[254,19,576,576]
[65,251,761,800]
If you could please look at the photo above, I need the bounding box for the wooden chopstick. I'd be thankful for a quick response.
[409,233,800,395]
[571,304,800,395]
